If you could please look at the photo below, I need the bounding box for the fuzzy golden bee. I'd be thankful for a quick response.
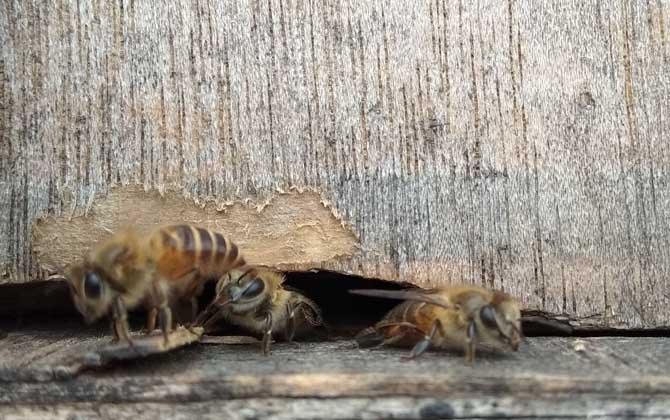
[350,286,523,363]
[65,224,246,344]
[197,267,324,355]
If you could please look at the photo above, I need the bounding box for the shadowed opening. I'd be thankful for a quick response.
[282,270,416,338]
[2,274,670,339]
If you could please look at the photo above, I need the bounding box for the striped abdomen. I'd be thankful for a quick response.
[375,301,436,342]
[154,225,246,282]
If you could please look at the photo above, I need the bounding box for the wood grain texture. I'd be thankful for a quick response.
[3,397,670,420]
[1,1,669,328]
[1,325,670,418]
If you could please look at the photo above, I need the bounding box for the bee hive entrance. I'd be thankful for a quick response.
[193,269,414,340]
[282,270,416,339]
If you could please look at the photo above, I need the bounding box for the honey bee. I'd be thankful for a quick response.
[196,267,324,355]
[350,286,523,363]
[65,224,246,345]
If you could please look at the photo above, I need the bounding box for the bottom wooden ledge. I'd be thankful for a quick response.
[0,324,669,419]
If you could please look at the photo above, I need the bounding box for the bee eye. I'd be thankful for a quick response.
[228,277,265,303]
[83,272,103,299]
[479,305,498,329]
[242,277,265,298]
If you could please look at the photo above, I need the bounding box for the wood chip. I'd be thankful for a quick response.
[77,326,204,367]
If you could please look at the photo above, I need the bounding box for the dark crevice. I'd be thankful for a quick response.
[283,269,416,338]
[2,273,670,339]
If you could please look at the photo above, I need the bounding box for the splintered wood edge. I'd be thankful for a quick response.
[30,187,360,277]
[78,327,203,368]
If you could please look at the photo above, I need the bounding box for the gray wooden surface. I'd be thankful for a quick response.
[0,323,669,419]
[1,1,670,329]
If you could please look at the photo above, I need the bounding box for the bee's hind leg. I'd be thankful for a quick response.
[401,319,444,361]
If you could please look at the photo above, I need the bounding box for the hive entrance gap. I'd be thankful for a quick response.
[283,270,416,339]
[4,276,670,339]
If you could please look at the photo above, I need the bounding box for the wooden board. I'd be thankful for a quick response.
[0,324,669,419]
[1,1,670,329]
[0,324,203,381]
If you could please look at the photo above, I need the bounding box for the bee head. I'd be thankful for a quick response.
[65,241,131,324]
[477,292,523,351]
[65,264,115,323]
[214,267,270,313]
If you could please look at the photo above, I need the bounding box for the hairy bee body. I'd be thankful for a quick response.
[352,286,522,363]
[199,268,324,355]
[148,225,246,298]
[66,224,246,344]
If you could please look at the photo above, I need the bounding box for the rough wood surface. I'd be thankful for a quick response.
[0,324,669,419]
[1,1,670,329]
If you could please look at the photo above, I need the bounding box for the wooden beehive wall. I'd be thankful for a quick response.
[0,1,669,329]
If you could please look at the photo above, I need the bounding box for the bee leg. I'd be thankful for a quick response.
[183,296,201,335]
[181,273,203,328]
[401,320,443,361]
[150,281,173,345]
[158,304,173,346]
[465,320,478,365]
[111,296,133,347]
[110,319,120,343]
[262,312,274,356]
[285,302,296,343]
[145,307,158,335]
[375,333,406,349]
[197,303,221,330]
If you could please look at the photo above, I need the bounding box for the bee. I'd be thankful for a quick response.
[349,286,523,363]
[65,224,246,345]
[196,267,324,355]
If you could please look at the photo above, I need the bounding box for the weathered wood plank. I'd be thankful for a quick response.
[1,1,669,329]
[0,325,669,419]
[2,397,669,420]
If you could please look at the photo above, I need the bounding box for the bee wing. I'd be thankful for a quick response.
[348,288,456,309]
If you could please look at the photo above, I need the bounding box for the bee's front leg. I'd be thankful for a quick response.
[195,302,222,330]
[111,296,133,346]
[401,319,444,361]
[262,312,274,356]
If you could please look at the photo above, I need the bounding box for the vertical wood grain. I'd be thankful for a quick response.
[1,0,669,328]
